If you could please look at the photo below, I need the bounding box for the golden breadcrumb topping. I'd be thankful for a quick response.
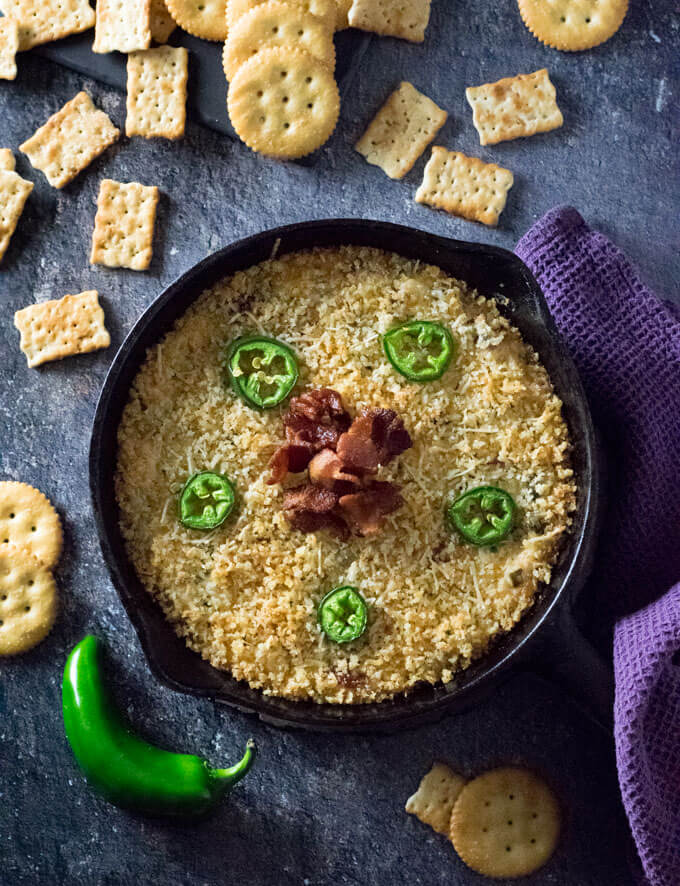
[115,247,576,703]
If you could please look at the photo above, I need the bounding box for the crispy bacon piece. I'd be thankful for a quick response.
[270,389,352,483]
[308,449,363,493]
[336,408,412,475]
[267,443,316,485]
[271,390,411,538]
[338,481,404,537]
[282,485,349,539]
[286,388,351,426]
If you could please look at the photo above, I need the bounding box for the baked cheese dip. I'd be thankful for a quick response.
[115,246,576,704]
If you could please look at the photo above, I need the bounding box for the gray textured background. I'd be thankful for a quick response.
[1,1,677,883]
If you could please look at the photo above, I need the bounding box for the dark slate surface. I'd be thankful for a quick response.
[1,1,677,883]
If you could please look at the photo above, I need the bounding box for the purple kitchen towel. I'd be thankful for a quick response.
[516,207,680,886]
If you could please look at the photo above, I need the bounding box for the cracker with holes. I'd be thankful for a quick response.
[0,482,62,569]
[450,767,561,878]
[0,16,19,80]
[348,0,431,42]
[227,0,336,32]
[0,169,33,262]
[165,0,227,41]
[0,0,95,51]
[355,81,447,180]
[93,0,152,54]
[415,147,513,227]
[0,149,15,171]
[518,0,628,51]
[405,763,467,835]
[126,45,188,139]
[14,290,111,368]
[0,545,57,656]
[91,179,160,270]
[228,46,340,158]
[20,92,120,189]
[150,0,177,42]
[223,1,335,81]
[466,69,563,146]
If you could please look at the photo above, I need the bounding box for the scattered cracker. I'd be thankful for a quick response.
[466,69,563,146]
[0,149,15,171]
[20,92,120,189]
[0,0,95,51]
[227,0,336,32]
[0,545,57,656]
[228,46,340,158]
[93,0,152,54]
[150,0,177,42]
[334,0,352,29]
[355,81,447,180]
[0,170,33,263]
[0,482,62,569]
[450,767,561,878]
[0,16,18,79]
[14,290,111,368]
[415,147,513,227]
[405,763,467,835]
[223,1,335,81]
[90,179,160,270]
[165,0,227,41]
[126,45,188,139]
[347,0,431,42]
[517,0,628,51]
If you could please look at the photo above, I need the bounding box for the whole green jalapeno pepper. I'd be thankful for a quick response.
[383,320,456,382]
[225,335,299,409]
[447,485,516,546]
[62,636,256,818]
[318,586,368,644]
[179,471,236,530]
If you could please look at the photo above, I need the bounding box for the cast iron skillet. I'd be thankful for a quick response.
[90,219,609,733]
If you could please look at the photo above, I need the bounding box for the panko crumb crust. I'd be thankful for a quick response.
[115,247,576,704]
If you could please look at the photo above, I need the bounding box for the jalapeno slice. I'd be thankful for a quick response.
[225,336,298,409]
[179,471,236,530]
[447,485,516,546]
[383,320,455,382]
[318,586,368,644]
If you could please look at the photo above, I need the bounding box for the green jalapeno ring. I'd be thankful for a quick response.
[447,485,516,546]
[225,335,299,410]
[318,586,368,644]
[383,320,456,383]
[179,471,236,531]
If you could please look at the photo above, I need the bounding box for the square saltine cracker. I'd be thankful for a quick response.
[20,91,120,189]
[415,147,514,227]
[126,45,188,139]
[466,69,563,146]
[355,81,447,179]
[90,179,160,270]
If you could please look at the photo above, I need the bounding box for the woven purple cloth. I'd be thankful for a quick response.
[516,207,680,886]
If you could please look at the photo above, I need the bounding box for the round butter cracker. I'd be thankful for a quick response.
[450,767,561,878]
[223,1,335,81]
[165,0,228,41]
[517,0,628,51]
[227,0,335,32]
[0,481,62,569]
[0,545,57,656]
[227,46,340,158]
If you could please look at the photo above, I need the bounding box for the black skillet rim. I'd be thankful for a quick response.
[90,219,599,733]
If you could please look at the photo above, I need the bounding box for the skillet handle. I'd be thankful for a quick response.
[524,605,614,732]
